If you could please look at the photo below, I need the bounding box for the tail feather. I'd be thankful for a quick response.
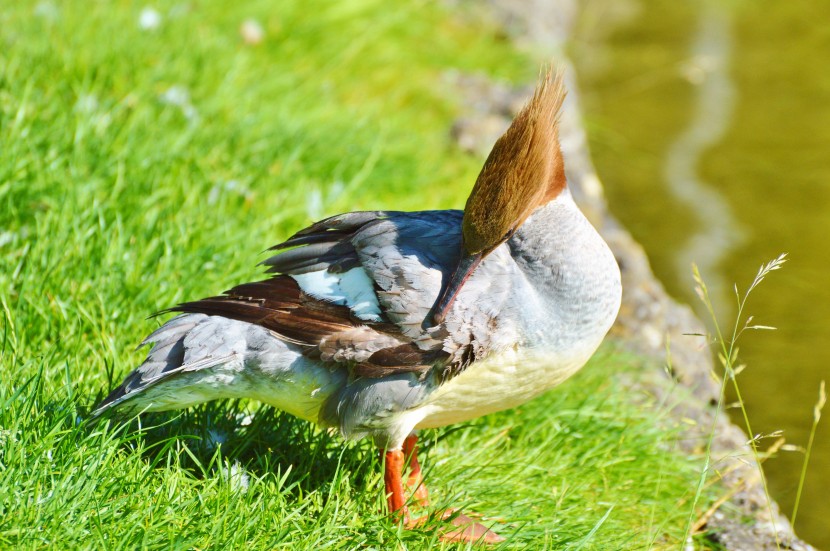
[92,313,238,417]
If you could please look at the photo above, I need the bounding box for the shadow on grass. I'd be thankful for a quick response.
[86,399,381,497]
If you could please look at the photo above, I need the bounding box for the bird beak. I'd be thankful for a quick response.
[428,251,484,327]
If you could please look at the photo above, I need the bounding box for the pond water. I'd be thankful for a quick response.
[571,0,830,546]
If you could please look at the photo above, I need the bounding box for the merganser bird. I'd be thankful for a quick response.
[94,69,621,543]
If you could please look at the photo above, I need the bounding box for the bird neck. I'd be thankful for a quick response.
[507,188,621,349]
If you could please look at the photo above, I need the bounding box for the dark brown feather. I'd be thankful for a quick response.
[167,276,450,377]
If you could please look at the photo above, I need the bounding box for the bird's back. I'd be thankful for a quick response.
[93,208,521,442]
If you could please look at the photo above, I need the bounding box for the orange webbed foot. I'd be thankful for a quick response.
[438,510,505,544]
[382,437,503,544]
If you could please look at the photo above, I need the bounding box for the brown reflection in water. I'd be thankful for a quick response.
[572,0,830,546]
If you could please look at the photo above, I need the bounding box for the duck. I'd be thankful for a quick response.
[93,68,622,543]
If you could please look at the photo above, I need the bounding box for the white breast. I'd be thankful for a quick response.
[414,343,599,429]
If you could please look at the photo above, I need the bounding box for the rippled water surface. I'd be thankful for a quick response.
[572,0,830,546]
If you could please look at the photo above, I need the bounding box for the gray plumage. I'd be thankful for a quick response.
[95,69,621,453]
[94,190,620,449]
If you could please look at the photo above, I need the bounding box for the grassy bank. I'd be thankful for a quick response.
[1,1,712,548]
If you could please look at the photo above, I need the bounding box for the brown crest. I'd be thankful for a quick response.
[461,68,567,255]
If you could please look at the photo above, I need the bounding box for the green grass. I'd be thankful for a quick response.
[1,1,713,548]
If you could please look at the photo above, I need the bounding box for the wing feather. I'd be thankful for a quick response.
[160,209,497,381]
[168,275,450,377]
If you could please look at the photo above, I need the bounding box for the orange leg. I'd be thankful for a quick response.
[402,434,429,507]
[381,448,410,524]
[382,438,504,544]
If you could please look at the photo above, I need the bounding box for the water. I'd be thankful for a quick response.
[571,0,830,546]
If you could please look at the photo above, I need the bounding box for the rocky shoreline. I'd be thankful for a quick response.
[447,1,816,548]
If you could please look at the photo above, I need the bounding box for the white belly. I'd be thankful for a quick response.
[414,345,596,429]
